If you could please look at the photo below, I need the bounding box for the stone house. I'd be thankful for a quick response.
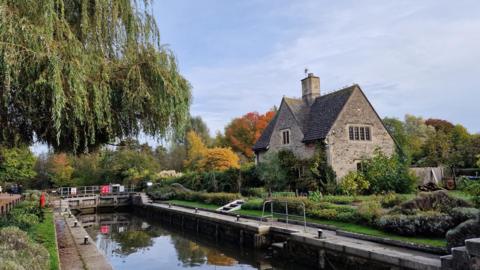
[253,73,396,180]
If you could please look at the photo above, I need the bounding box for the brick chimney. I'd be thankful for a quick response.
[301,73,320,105]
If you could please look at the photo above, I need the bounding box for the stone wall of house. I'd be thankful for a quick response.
[257,99,315,162]
[326,87,395,180]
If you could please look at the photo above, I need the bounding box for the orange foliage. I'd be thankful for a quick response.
[200,147,240,172]
[224,110,275,159]
[185,131,240,172]
[47,153,74,186]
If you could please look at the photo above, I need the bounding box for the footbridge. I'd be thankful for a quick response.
[58,185,137,211]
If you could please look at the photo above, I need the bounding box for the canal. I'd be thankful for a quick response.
[82,212,311,270]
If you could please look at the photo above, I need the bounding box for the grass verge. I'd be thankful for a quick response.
[28,209,60,270]
[167,199,446,248]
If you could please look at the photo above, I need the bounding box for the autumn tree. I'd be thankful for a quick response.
[425,118,455,133]
[47,153,74,187]
[184,131,207,171]
[200,148,240,172]
[223,110,275,159]
[184,130,240,172]
[0,0,191,153]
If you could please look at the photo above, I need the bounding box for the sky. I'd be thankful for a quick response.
[31,0,480,153]
[152,0,480,136]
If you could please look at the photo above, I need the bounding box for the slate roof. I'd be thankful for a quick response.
[302,85,356,142]
[283,98,310,133]
[253,85,357,151]
[252,112,279,151]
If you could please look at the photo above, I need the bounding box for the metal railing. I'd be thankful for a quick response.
[260,199,307,232]
[58,185,136,198]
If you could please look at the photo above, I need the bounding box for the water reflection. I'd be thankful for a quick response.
[82,212,302,270]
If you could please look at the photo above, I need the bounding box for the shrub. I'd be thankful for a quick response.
[377,211,455,237]
[307,191,322,203]
[446,217,480,250]
[0,226,50,270]
[339,171,370,196]
[337,211,362,223]
[241,187,266,198]
[307,209,338,220]
[455,176,471,190]
[393,190,470,214]
[380,192,407,208]
[465,181,480,207]
[357,200,384,225]
[319,195,355,205]
[449,207,480,224]
[241,198,264,210]
[272,191,296,197]
[147,186,177,201]
[175,191,241,206]
[0,201,43,230]
[269,196,313,215]
[362,150,417,194]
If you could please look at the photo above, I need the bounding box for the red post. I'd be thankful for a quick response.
[39,193,46,208]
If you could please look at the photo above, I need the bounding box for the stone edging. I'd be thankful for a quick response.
[336,230,447,255]
[280,218,448,255]
[50,209,62,270]
[158,201,447,255]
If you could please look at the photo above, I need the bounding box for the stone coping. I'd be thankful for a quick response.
[157,200,447,255]
[147,201,442,270]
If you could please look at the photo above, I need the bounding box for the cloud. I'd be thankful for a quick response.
[184,0,480,134]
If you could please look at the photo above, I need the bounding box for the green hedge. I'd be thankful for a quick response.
[175,192,241,206]
[167,165,260,192]
[242,197,359,223]
[377,211,455,237]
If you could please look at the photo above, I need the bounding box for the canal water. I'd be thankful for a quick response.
[82,212,311,270]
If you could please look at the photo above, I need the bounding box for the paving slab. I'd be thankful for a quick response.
[54,200,113,270]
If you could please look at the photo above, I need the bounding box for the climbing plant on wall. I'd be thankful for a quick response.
[0,0,191,153]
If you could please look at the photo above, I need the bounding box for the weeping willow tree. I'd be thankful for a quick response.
[0,0,191,153]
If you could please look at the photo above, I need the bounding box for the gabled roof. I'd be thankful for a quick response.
[253,85,357,151]
[283,98,310,133]
[252,112,278,151]
[302,85,356,142]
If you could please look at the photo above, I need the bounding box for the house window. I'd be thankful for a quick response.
[360,127,365,140]
[349,126,371,141]
[282,130,290,145]
[356,162,364,172]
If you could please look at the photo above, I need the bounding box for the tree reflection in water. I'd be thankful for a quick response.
[83,213,254,269]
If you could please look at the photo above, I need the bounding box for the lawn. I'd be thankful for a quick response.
[28,209,60,270]
[166,199,447,248]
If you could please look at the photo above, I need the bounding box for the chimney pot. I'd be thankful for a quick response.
[302,72,320,105]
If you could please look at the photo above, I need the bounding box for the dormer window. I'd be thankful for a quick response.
[349,126,371,141]
[282,129,290,145]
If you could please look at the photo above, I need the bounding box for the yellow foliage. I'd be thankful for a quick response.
[184,131,207,170]
[200,148,240,172]
[184,131,240,172]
